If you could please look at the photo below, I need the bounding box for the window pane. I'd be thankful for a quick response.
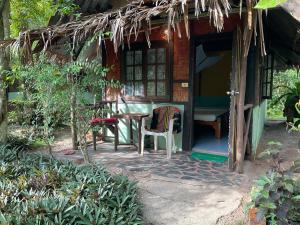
[135,66,142,80]
[157,48,166,63]
[147,65,156,80]
[125,82,134,96]
[147,49,156,64]
[157,65,166,79]
[135,51,142,64]
[157,82,166,96]
[147,82,155,96]
[126,67,133,81]
[126,51,134,65]
[135,82,144,96]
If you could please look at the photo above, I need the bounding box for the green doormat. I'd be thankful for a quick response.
[190,152,228,163]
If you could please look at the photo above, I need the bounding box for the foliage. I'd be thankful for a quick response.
[10,0,79,37]
[0,144,142,224]
[267,69,299,119]
[10,52,120,160]
[62,60,120,162]
[247,142,300,224]
[255,0,288,9]
[11,55,70,154]
[10,0,56,37]
[56,0,80,16]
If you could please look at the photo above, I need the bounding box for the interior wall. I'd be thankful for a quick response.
[199,51,231,96]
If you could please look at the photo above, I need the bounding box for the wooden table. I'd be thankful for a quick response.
[114,113,149,154]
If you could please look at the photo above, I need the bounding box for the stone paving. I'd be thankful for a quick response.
[56,143,244,187]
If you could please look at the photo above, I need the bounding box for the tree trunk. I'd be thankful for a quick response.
[70,84,78,150]
[0,0,10,144]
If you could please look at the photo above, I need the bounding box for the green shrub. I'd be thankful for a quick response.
[0,145,143,225]
[246,142,300,224]
[268,69,299,120]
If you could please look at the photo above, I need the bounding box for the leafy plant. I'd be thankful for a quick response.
[247,142,300,224]
[267,69,299,120]
[12,55,70,155]
[62,59,120,162]
[0,144,143,224]
[269,71,300,121]
[255,0,288,9]
[10,52,120,161]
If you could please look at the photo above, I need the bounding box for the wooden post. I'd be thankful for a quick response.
[236,1,255,173]
[236,50,248,173]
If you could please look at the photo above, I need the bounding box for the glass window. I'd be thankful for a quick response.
[261,54,274,99]
[124,45,168,100]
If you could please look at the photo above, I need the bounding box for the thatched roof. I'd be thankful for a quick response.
[282,0,300,22]
[267,1,300,65]
[10,0,242,54]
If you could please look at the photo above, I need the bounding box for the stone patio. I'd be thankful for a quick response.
[56,143,244,187]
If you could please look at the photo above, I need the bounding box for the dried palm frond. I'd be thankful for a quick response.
[3,0,265,58]
[12,0,235,53]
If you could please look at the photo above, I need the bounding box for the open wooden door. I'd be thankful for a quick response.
[228,29,241,171]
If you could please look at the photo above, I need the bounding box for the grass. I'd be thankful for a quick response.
[30,138,48,149]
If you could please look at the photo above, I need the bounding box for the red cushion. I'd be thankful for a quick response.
[90,117,118,125]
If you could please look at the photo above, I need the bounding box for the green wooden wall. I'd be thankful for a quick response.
[251,100,267,154]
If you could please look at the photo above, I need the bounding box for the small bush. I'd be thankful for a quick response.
[247,142,300,224]
[0,145,142,225]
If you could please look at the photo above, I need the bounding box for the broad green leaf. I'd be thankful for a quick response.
[255,0,288,9]
[293,195,300,200]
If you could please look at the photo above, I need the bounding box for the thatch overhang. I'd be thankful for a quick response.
[267,0,300,66]
[7,0,247,55]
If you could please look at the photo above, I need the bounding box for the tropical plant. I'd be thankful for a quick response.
[255,0,288,9]
[247,141,300,224]
[12,55,70,155]
[267,70,300,119]
[0,144,143,224]
[269,71,300,122]
[9,46,120,160]
[62,60,120,163]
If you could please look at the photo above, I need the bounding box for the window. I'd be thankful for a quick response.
[123,43,169,101]
[261,53,274,99]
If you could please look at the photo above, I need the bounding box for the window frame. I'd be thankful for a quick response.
[121,41,171,102]
[261,53,274,100]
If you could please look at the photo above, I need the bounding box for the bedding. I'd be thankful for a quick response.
[194,107,228,121]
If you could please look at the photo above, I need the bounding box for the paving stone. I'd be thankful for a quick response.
[181,176,196,180]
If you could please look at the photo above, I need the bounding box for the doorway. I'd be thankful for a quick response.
[192,34,233,156]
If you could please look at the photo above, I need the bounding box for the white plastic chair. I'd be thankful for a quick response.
[140,116,177,159]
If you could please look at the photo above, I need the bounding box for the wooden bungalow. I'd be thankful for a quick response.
[7,0,300,172]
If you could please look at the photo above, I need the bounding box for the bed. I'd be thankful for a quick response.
[194,107,228,139]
